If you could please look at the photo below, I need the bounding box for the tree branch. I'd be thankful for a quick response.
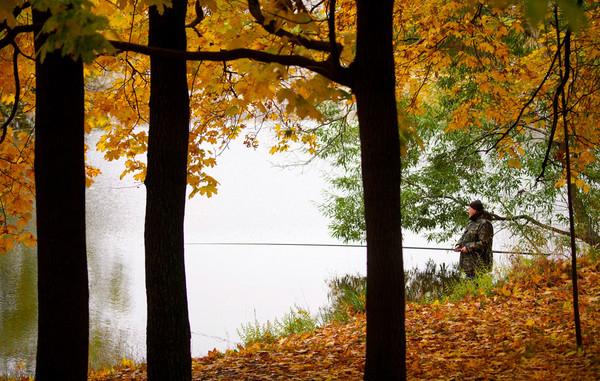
[247,0,341,53]
[185,0,204,29]
[0,43,21,145]
[108,40,353,87]
[536,9,570,183]
[0,24,38,50]
[327,0,340,68]
[494,204,598,247]
[402,178,465,206]
[486,37,562,155]
[490,212,571,237]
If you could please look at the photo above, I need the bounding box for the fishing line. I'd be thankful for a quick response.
[185,242,550,256]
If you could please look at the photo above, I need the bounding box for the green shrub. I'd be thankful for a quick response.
[405,260,462,303]
[276,306,319,336]
[587,246,600,263]
[445,269,496,301]
[237,305,319,347]
[237,314,279,346]
[319,273,366,324]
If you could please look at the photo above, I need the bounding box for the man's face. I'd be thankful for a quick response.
[468,206,476,217]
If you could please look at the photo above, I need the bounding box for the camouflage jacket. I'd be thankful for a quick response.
[457,210,494,275]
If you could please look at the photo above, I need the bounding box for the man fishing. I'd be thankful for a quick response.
[454,200,494,279]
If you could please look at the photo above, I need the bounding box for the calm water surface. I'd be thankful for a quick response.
[0,129,458,376]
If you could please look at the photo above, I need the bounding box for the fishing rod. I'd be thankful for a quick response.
[185,242,550,256]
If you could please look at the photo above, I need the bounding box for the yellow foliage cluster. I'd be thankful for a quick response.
[393,0,600,191]
[0,128,35,253]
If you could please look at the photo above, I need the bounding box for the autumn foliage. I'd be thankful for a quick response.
[85,254,600,380]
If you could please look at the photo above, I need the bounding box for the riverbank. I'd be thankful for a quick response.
[83,254,600,380]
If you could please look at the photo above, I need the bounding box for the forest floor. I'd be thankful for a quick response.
[87,255,600,380]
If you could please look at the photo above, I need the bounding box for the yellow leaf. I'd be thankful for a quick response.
[512,21,525,34]
[103,29,122,41]
[479,42,494,53]
[199,183,218,198]
[507,158,521,169]
[121,357,134,367]
[225,105,239,116]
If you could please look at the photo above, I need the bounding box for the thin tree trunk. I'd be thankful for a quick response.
[353,1,406,379]
[555,0,582,348]
[33,9,89,381]
[559,24,583,349]
[563,126,583,348]
[145,0,192,379]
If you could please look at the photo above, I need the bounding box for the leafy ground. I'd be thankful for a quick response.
[84,255,600,380]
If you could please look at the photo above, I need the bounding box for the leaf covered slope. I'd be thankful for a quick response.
[90,256,600,380]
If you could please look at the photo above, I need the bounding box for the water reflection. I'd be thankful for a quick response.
[85,131,147,368]
[0,244,37,375]
[0,242,145,377]
[87,246,143,369]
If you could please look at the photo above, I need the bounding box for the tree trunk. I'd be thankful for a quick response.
[33,9,89,381]
[353,1,406,380]
[145,0,192,380]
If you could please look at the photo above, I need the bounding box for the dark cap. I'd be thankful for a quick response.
[469,200,484,211]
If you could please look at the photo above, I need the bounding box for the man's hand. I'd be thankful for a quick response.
[454,244,468,253]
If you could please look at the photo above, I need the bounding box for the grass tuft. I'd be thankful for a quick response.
[237,305,319,347]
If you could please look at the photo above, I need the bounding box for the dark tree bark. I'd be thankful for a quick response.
[33,9,89,381]
[145,0,192,380]
[353,1,406,380]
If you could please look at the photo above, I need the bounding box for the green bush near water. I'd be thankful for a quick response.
[238,259,485,347]
[405,260,462,303]
[319,274,367,324]
[237,305,319,346]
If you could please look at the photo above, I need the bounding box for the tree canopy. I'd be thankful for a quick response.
[2,0,598,254]
[314,0,600,253]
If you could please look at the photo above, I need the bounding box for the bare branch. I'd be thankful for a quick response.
[490,212,571,237]
[535,10,573,183]
[0,43,21,145]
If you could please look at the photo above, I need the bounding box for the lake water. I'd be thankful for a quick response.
[0,128,460,376]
